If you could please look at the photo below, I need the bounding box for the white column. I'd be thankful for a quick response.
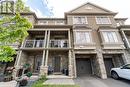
[47,30,50,48]
[13,50,22,78]
[45,30,50,66]
[68,30,71,48]
[43,30,48,47]
[15,50,22,67]
[40,30,48,67]
[121,30,130,48]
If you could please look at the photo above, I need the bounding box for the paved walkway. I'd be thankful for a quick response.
[44,78,75,85]
[74,76,130,87]
[0,80,17,87]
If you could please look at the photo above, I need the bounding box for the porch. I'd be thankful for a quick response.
[47,50,69,76]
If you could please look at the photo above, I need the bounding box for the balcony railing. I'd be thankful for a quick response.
[49,40,68,48]
[23,40,44,48]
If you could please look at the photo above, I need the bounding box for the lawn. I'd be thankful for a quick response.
[42,85,79,87]
[32,80,79,87]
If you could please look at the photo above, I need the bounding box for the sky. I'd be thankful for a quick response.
[24,0,130,24]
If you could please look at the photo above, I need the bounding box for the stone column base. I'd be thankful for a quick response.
[97,53,107,79]
[12,66,20,79]
[40,66,48,76]
[69,65,73,78]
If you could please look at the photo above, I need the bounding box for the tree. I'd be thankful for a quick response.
[0,0,32,62]
[15,0,31,13]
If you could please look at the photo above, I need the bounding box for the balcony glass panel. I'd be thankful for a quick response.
[24,40,44,48]
[49,40,68,48]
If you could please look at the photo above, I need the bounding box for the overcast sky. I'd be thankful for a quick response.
[24,0,130,24]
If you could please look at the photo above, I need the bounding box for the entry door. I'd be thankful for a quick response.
[104,58,114,76]
[76,58,92,76]
[54,56,61,72]
[34,55,42,73]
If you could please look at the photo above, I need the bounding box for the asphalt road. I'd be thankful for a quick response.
[74,76,130,87]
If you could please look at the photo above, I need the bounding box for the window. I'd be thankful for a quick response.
[38,21,48,25]
[102,31,118,43]
[73,16,87,24]
[96,16,111,24]
[75,32,91,44]
[55,20,64,25]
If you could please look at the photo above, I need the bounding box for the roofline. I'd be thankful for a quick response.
[68,2,115,13]
[118,25,130,29]
[37,18,65,20]
[1,12,37,19]
[33,24,72,28]
[65,12,117,18]
[115,18,128,20]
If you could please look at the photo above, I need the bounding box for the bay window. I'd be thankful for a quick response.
[75,31,91,44]
[102,31,118,43]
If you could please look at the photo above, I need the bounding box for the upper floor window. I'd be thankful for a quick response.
[55,20,64,25]
[38,21,48,25]
[75,31,91,44]
[102,31,118,43]
[96,16,111,24]
[73,16,88,24]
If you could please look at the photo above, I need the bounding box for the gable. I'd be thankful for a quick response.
[69,2,114,14]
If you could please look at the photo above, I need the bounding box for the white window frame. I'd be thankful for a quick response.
[75,31,92,44]
[38,21,48,25]
[96,16,111,24]
[73,16,88,24]
[55,20,64,25]
[102,31,118,43]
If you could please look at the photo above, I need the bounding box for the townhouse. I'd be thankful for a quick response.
[1,2,130,79]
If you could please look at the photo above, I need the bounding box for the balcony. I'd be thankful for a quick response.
[49,40,68,48]
[23,40,44,48]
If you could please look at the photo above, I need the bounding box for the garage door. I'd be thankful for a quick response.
[104,58,114,76]
[76,58,92,76]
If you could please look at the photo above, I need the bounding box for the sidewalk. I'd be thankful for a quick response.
[44,78,75,85]
[0,80,17,87]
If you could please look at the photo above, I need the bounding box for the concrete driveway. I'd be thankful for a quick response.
[74,76,130,87]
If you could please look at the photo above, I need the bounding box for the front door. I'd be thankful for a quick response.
[54,56,61,72]
[34,55,42,73]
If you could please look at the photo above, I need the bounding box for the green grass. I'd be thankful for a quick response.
[32,80,79,87]
[42,85,79,87]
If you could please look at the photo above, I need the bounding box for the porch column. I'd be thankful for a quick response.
[45,30,50,66]
[40,30,48,75]
[96,51,107,79]
[68,50,73,78]
[13,50,22,78]
[68,30,71,48]
[72,50,77,78]
[44,30,50,75]
[121,30,130,48]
